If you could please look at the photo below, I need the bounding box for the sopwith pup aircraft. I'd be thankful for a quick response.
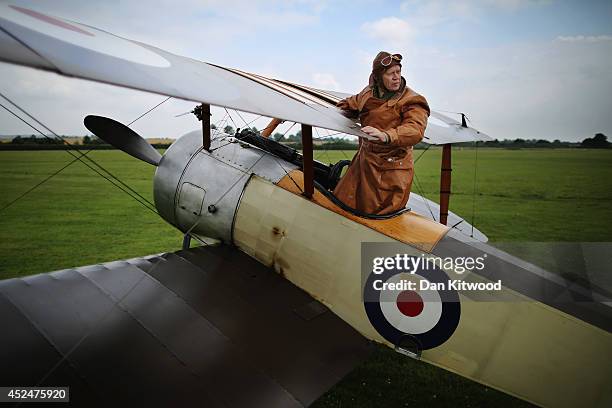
[0,3,610,407]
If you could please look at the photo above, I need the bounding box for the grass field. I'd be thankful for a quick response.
[1,147,611,407]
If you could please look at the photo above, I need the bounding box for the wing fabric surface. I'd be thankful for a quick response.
[0,3,489,144]
[0,3,363,138]
[0,245,371,407]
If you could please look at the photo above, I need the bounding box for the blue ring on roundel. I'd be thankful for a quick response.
[364,265,461,350]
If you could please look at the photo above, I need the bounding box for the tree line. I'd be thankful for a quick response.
[2,130,610,151]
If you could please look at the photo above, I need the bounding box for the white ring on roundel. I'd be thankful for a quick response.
[1,4,171,68]
[379,273,442,335]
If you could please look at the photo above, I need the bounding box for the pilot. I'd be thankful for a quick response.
[333,51,430,215]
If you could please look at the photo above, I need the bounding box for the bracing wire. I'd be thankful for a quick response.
[0,101,158,215]
[313,127,333,165]
[0,93,172,214]
[127,96,171,126]
[412,173,437,221]
[470,140,480,237]
[0,95,157,210]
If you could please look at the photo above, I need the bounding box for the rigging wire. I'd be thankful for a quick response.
[0,101,158,215]
[0,93,161,210]
[0,150,90,213]
[412,173,437,221]
[243,114,263,128]
[324,128,351,161]
[224,108,238,131]
[2,93,171,210]
[470,140,480,237]
[0,94,171,214]
[211,112,230,143]
[281,122,297,138]
[313,127,333,165]
[271,156,303,194]
[413,143,431,164]
[0,96,156,210]
[234,109,249,128]
[127,96,171,126]
[211,114,304,192]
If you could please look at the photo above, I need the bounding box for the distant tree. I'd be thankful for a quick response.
[535,139,551,146]
[211,124,217,130]
[250,126,260,135]
[11,136,23,144]
[286,133,301,142]
[581,133,610,148]
[223,125,235,135]
[82,135,91,144]
[89,135,104,145]
[272,133,286,142]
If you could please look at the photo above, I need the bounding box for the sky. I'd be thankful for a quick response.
[0,0,611,142]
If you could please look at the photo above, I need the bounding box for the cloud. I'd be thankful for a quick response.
[12,0,323,57]
[483,0,552,11]
[414,38,612,141]
[361,17,415,49]
[311,73,340,90]
[399,0,551,27]
[557,35,612,43]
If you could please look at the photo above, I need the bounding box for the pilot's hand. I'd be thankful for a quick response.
[361,126,390,143]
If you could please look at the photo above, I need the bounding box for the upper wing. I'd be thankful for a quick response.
[0,3,489,144]
[0,245,371,406]
[425,111,491,144]
[278,82,492,144]
[0,4,363,138]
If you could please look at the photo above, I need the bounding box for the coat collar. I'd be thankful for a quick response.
[368,74,407,106]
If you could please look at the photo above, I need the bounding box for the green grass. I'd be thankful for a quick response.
[0,150,182,279]
[1,148,611,407]
[314,148,612,242]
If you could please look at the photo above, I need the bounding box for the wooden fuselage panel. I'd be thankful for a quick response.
[232,174,611,408]
[276,170,449,253]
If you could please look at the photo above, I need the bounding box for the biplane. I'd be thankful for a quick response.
[0,4,610,407]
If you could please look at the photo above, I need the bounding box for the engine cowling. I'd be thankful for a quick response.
[153,130,297,243]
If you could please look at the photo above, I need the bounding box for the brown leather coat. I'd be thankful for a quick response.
[333,82,430,215]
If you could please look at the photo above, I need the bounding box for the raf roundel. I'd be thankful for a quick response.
[364,262,460,350]
[2,4,171,68]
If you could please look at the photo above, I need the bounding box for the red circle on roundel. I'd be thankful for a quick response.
[396,290,424,317]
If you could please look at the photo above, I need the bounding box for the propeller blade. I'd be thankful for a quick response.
[84,115,162,166]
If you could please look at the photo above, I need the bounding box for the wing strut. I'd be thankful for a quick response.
[301,124,314,198]
[438,113,467,224]
[439,143,452,225]
[193,104,211,151]
[261,118,283,138]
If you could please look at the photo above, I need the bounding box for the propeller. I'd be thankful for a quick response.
[84,115,162,166]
